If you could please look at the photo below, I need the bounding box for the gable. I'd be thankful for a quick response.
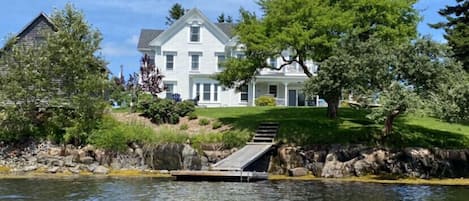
[16,13,57,46]
[148,8,230,47]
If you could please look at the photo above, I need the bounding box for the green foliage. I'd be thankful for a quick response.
[188,112,198,120]
[174,100,195,117]
[212,121,223,129]
[0,3,107,144]
[255,96,276,106]
[179,123,189,131]
[431,0,469,72]
[89,115,189,152]
[142,99,179,124]
[166,3,185,26]
[431,74,469,123]
[140,98,195,124]
[198,118,210,126]
[222,130,252,149]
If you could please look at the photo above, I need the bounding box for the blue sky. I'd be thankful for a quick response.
[0,0,455,78]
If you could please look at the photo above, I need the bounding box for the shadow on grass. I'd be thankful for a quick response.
[388,123,469,149]
[216,107,380,146]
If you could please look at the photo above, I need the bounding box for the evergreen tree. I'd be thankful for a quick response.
[166,3,185,26]
[431,0,469,72]
[217,13,226,23]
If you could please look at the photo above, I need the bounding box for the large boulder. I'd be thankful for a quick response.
[143,143,202,170]
[288,167,308,177]
[93,166,109,174]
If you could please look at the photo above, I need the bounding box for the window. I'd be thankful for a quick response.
[191,54,199,70]
[240,84,248,102]
[269,57,277,68]
[217,55,225,71]
[166,55,174,70]
[269,85,277,97]
[165,84,174,99]
[203,84,211,101]
[214,84,219,101]
[190,26,200,42]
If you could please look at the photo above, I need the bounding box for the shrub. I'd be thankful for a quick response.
[175,100,195,117]
[222,130,252,149]
[142,99,179,124]
[188,112,198,120]
[179,123,189,130]
[212,121,222,129]
[255,96,276,106]
[198,118,210,126]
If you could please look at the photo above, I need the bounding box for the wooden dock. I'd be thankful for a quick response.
[171,122,279,182]
[171,170,268,182]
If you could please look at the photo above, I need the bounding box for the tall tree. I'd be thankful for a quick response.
[226,15,233,23]
[431,0,469,72]
[45,3,108,145]
[166,3,185,26]
[216,0,418,118]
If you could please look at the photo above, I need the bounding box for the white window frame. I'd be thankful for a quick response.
[164,83,174,99]
[189,52,202,71]
[190,26,200,42]
[215,52,226,72]
[240,84,248,102]
[163,51,177,71]
[268,84,278,98]
[202,83,211,101]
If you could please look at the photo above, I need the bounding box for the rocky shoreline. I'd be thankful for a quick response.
[1,142,469,180]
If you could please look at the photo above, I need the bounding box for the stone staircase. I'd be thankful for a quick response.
[251,122,279,143]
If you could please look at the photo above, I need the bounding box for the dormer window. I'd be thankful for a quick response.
[190,26,200,42]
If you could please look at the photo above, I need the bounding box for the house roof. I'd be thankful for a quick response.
[17,12,57,39]
[137,29,164,50]
[214,23,235,38]
[138,8,234,51]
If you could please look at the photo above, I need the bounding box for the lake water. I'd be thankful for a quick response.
[0,177,468,201]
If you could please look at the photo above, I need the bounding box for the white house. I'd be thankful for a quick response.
[137,8,320,107]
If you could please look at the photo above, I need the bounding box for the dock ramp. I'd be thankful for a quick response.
[211,142,274,171]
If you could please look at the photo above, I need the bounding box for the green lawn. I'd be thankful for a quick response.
[196,107,469,148]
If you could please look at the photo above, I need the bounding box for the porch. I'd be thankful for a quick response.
[249,77,320,107]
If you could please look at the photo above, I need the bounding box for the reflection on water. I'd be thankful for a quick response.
[0,177,468,201]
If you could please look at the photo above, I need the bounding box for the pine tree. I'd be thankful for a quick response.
[431,0,469,72]
[165,3,185,26]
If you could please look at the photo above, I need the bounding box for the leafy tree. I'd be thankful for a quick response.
[139,54,165,99]
[216,0,418,118]
[431,0,469,72]
[126,72,140,112]
[0,3,108,144]
[0,37,50,142]
[166,3,185,26]
[431,73,469,123]
[344,37,463,138]
[45,3,108,145]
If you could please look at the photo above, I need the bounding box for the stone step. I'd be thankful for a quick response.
[256,129,278,134]
[254,134,276,137]
[252,137,275,142]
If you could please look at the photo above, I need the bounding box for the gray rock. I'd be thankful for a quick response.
[23,165,38,172]
[288,167,308,177]
[307,162,324,177]
[64,155,75,167]
[87,163,99,172]
[80,156,94,164]
[69,167,80,174]
[93,166,109,174]
[182,144,201,170]
[47,166,60,173]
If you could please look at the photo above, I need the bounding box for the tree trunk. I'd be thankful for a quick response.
[325,96,340,119]
[383,115,394,137]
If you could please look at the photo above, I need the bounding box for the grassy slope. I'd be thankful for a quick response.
[196,107,469,148]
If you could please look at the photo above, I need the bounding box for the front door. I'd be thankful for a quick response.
[298,91,305,106]
[288,90,297,106]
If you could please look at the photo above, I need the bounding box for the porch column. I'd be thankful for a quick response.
[284,82,289,106]
[252,80,256,106]
[192,83,197,99]
[316,95,319,107]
